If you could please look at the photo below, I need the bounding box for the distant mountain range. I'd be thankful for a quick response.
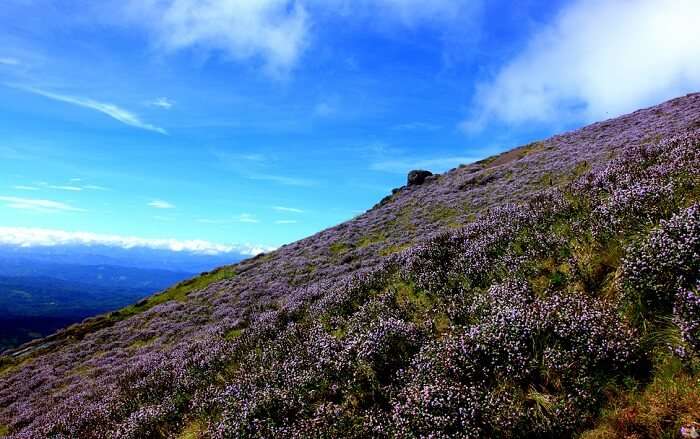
[0,245,245,351]
[0,244,246,273]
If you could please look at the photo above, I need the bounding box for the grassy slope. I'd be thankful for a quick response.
[0,94,699,438]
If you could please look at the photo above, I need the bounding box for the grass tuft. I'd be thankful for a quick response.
[177,419,204,439]
[581,355,700,439]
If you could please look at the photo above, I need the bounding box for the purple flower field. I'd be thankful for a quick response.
[1,93,699,438]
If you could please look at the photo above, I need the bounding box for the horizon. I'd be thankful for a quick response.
[2,0,700,252]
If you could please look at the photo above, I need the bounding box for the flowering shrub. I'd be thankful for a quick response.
[674,284,700,356]
[0,95,699,438]
[351,316,421,383]
[622,203,700,313]
[540,294,638,381]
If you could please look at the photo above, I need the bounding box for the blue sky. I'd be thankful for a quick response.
[1,0,699,253]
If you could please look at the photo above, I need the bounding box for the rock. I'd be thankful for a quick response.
[407,170,433,186]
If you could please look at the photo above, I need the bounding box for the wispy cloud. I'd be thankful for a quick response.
[241,153,267,162]
[25,181,110,192]
[275,219,297,224]
[0,226,274,256]
[272,206,304,213]
[0,196,84,213]
[83,184,109,191]
[391,122,441,131]
[464,0,700,130]
[370,156,480,174]
[13,86,167,134]
[149,97,175,109]
[12,185,39,191]
[237,213,259,223]
[0,57,20,66]
[148,199,176,209]
[197,213,260,224]
[248,173,316,187]
[49,185,83,192]
[211,150,268,163]
[210,150,316,187]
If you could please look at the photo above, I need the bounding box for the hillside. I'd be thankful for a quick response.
[0,246,244,352]
[0,267,195,352]
[1,93,699,438]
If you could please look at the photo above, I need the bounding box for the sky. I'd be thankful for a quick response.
[1,0,700,254]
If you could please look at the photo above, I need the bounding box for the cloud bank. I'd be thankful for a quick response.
[0,226,274,256]
[465,0,700,130]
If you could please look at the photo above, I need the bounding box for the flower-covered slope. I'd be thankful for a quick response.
[0,93,699,438]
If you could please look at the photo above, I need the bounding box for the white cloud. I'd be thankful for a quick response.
[239,153,267,162]
[119,0,478,76]
[15,86,167,134]
[212,150,268,163]
[0,226,274,256]
[0,57,20,66]
[392,122,441,131]
[149,199,176,209]
[248,173,316,187]
[197,213,260,224]
[370,156,480,174]
[49,185,83,192]
[237,213,259,223]
[126,0,310,76]
[0,196,85,213]
[465,0,700,130]
[83,184,109,191]
[211,150,315,186]
[12,185,39,191]
[275,219,297,224]
[150,97,175,109]
[272,206,303,213]
[24,181,109,191]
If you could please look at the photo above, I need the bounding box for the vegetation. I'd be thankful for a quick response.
[1,95,699,438]
[581,356,700,439]
[329,241,351,256]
